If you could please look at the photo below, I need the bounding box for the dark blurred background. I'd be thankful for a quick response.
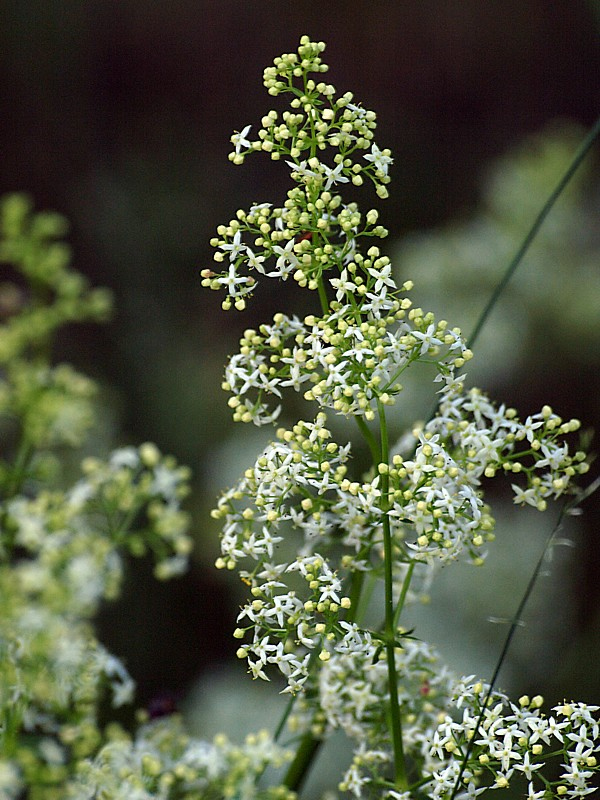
[1,1,599,716]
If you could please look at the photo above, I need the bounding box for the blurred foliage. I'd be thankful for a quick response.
[394,123,600,386]
[0,194,197,796]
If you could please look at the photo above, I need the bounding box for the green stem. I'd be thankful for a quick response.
[467,114,600,351]
[3,436,34,501]
[347,569,365,624]
[378,400,408,790]
[273,696,294,743]
[316,273,329,315]
[283,734,323,793]
[280,571,367,793]
[450,477,600,799]
[355,414,381,465]
[393,561,415,630]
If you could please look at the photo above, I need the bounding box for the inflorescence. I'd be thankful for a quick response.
[203,35,597,800]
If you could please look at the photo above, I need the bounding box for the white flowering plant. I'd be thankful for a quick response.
[1,36,598,800]
[200,36,600,799]
[0,195,195,797]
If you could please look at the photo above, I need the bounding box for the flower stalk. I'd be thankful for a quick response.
[203,35,598,799]
[378,399,409,789]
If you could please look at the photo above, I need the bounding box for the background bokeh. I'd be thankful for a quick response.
[1,0,599,734]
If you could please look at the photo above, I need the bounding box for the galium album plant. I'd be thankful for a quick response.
[201,35,599,799]
[0,35,597,800]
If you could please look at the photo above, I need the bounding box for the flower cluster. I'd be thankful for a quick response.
[0,196,194,797]
[0,193,111,365]
[429,685,599,800]
[0,442,194,793]
[222,280,470,426]
[212,386,588,696]
[67,719,294,800]
[205,36,598,799]
[201,35,393,310]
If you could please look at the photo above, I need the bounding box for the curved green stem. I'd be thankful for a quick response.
[450,477,600,799]
[467,114,600,351]
[283,733,323,794]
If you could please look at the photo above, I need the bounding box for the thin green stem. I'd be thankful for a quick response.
[3,436,34,502]
[450,475,600,799]
[347,569,365,624]
[280,571,366,792]
[378,400,408,791]
[283,734,322,794]
[392,561,415,631]
[273,696,295,743]
[421,115,600,442]
[280,645,324,791]
[355,414,381,465]
[316,275,329,316]
[467,115,600,351]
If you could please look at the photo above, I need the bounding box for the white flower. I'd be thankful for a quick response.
[270,238,300,278]
[526,783,548,800]
[109,446,140,469]
[364,143,393,176]
[249,202,272,215]
[511,484,539,507]
[216,263,253,297]
[367,262,396,293]
[513,750,543,781]
[220,230,247,262]
[231,124,252,154]
[285,159,319,181]
[412,323,444,355]
[322,161,349,191]
[246,247,266,272]
[330,268,358,302]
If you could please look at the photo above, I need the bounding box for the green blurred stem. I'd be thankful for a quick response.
[393,561,415,631]
[356,414,381,465]
[378,399,408,791]
[450,477,600,800]
[283,734,323,794]
[4,436,33,501]
[317,273,329,316]
[467,114,600,351]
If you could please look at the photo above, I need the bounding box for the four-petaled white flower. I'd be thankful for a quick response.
[285,159,319,181]
[364,143,393,176]
[413,323,444,355]
[271,238,300,278]
[231,124,252,154]
[322,161,349,190]
[216,263,253,297]
[219,230,247,262]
